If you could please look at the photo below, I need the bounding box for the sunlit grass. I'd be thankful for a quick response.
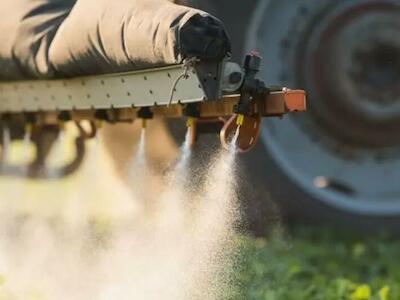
[232,226,400,300]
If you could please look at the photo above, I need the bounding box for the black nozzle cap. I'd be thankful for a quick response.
[24,112,37,124]
[244,51,262,72]
[95,109,112,122]
[137,107,154,119]
[234,101,252,115]
[0,114,11,122]
[58,111,71,122]
[183,103,200,118]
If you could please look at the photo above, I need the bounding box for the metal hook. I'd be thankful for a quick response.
[220,113,261,153]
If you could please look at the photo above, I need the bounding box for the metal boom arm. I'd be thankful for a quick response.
[0,54,306,178]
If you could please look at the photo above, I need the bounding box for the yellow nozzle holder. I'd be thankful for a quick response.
[25,123,33,133]
[59,121,66,130]
[186,117,194,128]
[142,118,148,129]
[95,120,103,129]
[236,114,245,126]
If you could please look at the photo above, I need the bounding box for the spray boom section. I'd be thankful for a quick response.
[0,52,306,178]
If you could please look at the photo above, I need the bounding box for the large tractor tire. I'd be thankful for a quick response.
[192,0,400,233]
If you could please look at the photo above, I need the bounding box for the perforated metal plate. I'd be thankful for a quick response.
[0,65,205,113]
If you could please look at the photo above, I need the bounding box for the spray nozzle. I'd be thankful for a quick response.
[59,121,67,131]
[137,107,153,129]
[95,120,103,130]
[25,123,33,134]
[186,117,195,128]
[142,119,148,129]
[236,114,244,126]
[137,107,154,119]
[183,103,200,119]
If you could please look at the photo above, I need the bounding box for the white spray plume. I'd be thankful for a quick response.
[0,125,241,300]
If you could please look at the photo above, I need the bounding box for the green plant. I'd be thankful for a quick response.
[230,226,400,300]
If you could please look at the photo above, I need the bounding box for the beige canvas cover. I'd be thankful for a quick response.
[0,0,230,80]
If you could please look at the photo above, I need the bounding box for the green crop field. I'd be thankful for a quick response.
[229,226,400,300]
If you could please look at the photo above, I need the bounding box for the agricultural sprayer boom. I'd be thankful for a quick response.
[0,52,306,178]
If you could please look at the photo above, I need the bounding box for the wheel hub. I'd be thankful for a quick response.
[300,1,400,148]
